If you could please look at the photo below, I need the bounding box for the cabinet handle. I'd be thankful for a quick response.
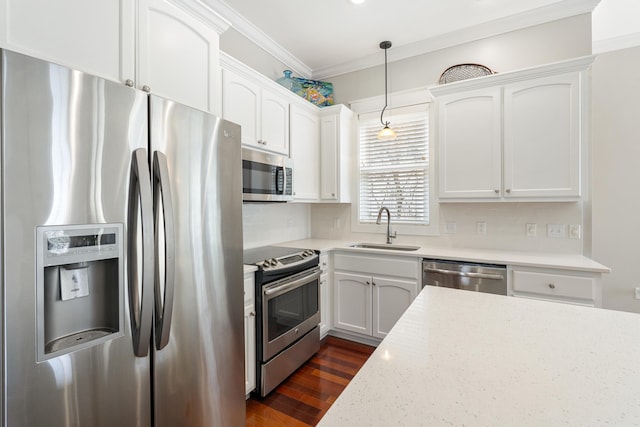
[494,189,499,194]
[506,189,512,194]
[142,85,151,93]
[125,79,135,87]
[548,283,556,289]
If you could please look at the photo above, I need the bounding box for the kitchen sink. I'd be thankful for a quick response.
[349,243,420,251]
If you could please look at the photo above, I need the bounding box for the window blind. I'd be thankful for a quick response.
[358,110,429,225]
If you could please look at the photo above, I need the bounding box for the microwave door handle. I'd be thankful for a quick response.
[275,166,284,194]
[153,151,175,350]
[127,148,155,357]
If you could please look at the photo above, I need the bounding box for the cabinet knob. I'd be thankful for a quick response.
[125,79,134,87]
[366,281,370,285]
[494,189,499,194]
[331,193,336,197]
[249,311,256,317]
[506,189,512,194]
[548,283,556,289]
[142,85,151,93]
[372,281,376,286]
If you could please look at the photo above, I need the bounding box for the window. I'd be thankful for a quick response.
[358,105,430,227]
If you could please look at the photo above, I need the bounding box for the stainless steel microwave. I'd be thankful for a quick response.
[242,148,293,202]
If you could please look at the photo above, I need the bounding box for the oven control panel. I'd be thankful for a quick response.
[259,249,317,271]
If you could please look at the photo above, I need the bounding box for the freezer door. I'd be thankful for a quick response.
[1,50,151,426]
[149,96,245,426]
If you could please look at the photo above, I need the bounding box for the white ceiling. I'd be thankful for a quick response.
[205,0,640,79]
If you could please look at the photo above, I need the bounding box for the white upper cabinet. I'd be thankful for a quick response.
[0,0,131,81]
[438,87,502,199]
[290,104,320,200]
[431,56,594,202]
[503,73,580,198]
[222,66,290,155]
[320,105,354,202]
[137,0,224,113]
[0,0,228,114]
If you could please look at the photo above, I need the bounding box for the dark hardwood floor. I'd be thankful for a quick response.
[246,336,376,427]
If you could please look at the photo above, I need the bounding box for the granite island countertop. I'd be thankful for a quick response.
[317,286,640,426]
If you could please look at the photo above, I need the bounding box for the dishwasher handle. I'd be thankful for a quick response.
[423,266,504,281]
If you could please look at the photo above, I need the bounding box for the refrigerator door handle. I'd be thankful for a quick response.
[127,148,155,357]
[153,151,175,350]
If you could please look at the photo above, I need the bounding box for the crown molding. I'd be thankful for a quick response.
[206,0,600,79]
[313,0,601,79]
[202,0,312,78]
[593,32,640,54]
[169,0,231,34]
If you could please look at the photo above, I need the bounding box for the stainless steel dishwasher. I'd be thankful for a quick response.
[422,259,507,295]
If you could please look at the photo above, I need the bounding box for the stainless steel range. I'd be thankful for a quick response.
[244,246,321,396]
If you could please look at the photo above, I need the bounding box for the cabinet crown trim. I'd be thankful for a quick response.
[169,0,231,34]
[429,55,595,97]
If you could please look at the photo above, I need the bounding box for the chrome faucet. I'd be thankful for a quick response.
[376,207,397,244]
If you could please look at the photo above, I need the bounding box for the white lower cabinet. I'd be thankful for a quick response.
[511,266,601,307]
[243,270,256,396]
[333,253,419,340]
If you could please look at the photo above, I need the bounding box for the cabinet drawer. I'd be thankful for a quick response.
[334,253,418,279]
[512,270,593,301]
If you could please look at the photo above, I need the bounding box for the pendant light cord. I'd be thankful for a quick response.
[380,41,391,127]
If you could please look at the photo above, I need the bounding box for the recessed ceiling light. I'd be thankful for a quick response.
[349,0,366,4]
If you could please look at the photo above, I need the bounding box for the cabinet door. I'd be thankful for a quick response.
[243,303,256,396]
[320,114,339,201]
[290,105,320,200]
[372,277,417,339]
[138,0,220,112]
[438,88,502,199]
[503,73,581,198]
[260,89,290,155]
[222,69,261,148]
[0,0,132,82]
[333,272,371,335]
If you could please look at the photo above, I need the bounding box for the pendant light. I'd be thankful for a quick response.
[377,40,396,141]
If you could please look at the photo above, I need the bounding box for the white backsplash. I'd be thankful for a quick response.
[243,201,584,254]
[309,202,584,254]
[242,203,311,249]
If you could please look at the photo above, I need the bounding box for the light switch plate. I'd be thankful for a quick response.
[476,222,487,235]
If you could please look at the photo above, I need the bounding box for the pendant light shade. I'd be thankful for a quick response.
[377,40,396,141]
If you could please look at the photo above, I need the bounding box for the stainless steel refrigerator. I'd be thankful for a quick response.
[0,50,245,426]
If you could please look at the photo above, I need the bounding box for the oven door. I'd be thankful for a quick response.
[262,267,320,361]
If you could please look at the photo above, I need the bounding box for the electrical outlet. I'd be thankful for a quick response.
[526,223,537,237]
[635,287,640,300]
[444,222,457,234]
[569,224,581,239]
[547,224,566,238]
[476,222,487,235]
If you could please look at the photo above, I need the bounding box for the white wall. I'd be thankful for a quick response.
[242,203,311,249]
[329,14,592,104]
[591,45,640,313]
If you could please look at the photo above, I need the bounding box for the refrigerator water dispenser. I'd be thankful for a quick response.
[36,224,124,361]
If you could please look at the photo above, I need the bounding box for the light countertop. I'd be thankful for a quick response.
[277,239,610,273]
[317,287,640,426]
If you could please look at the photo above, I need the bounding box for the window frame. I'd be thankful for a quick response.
[349,88,439,236]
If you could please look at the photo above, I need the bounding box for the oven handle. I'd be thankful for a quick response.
[423,267,504,281]
[264,268,321,298]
